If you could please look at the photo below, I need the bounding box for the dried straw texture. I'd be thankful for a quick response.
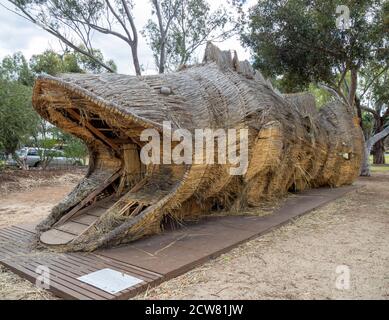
[32,43,363,251]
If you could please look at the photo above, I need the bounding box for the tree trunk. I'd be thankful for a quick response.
[13,152,29,171]
[360,126,389,176]
[152,0,167,74]
[131,44,142,76]
[372,117,386,164]
[355,97,363,127]
[348,68,358,112]
[159,39,166,74]
[373,139,386,164]
[360,142,371,177]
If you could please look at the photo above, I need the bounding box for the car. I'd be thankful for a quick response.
[5,147,81,168]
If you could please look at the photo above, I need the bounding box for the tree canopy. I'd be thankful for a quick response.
[242,0,388,107]
[30,48,117,76]
[0,79,38,155]
[242,0,389,173]
[0,49,114,160]
[0,52,34,86]
[143,0,238,72]
[5,0,142,74]
[4,0,240,75]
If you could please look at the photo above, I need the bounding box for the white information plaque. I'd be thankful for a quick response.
[77,268,144,294]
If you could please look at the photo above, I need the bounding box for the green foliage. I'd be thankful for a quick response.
[30,50,67,76]
[0,48,110,165]
[63,135,88,164]
[143,0,237,71]
[0,52,34,86]
[384,0,389,28]
[30,48,117,76]
[7,0,131,73]
[35,138,58,168]
[369,68,389,116]
[361,112,375,137]
[0,80,39,155]
[74,46,118,74]
[308,84,333,108]
[359,51,388,141]
[50,128,88,163]
[242,0,388,93]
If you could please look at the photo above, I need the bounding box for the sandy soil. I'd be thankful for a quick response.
[0,170,82,299]
[0,170,388,300]
[0,169,84,228]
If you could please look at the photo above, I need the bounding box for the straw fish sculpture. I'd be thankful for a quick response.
[32,43,363,251]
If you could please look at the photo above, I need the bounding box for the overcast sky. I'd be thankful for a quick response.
[0,0,255,75]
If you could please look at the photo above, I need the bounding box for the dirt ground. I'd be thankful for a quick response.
[0,169,82,299]
[0,169,388,300]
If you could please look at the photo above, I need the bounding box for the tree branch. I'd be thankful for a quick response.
[366,126,389,150]
[360,105,379,117]
[360,65,389,98]
[319,83,350,108]
[5,0,115,73]
[105,0,134,43]
[120,0,138,42]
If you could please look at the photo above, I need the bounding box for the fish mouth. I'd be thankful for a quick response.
[32,75,190,251]
[32,74,163,157]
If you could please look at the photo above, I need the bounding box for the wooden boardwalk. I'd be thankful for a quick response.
[0,185,358,299]
[0,225,162,300]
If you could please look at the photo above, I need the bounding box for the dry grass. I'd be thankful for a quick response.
[0,266,55,300]
[0,169,84,196]
[0,170,83,229]
[371,165,389,172]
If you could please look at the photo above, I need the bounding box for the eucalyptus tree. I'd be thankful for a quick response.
[4,0,140,74]
[143,0,238,72]
[242,0,388,175]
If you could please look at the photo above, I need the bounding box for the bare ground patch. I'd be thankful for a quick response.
[0,168,84,195]
[0,169,83,299]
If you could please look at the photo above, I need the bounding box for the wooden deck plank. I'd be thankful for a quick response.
[65,254,157,284]
[4,226,29,237]
[88,207,108,217]
[0,241,30,255]
[53,254,97,271]
[45,259,91,278]
[89,253,162,279]
[96,201,116,210]
[0,257,92,300]
[0,227,29,239]
[0,228,155,299]
[21,260,111,300]
[71,214,98,225]
[69,253,160,282]
[40,229,76,245]
[55,221,89,235]
[29,261,115,299]
[14,223,39,234]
